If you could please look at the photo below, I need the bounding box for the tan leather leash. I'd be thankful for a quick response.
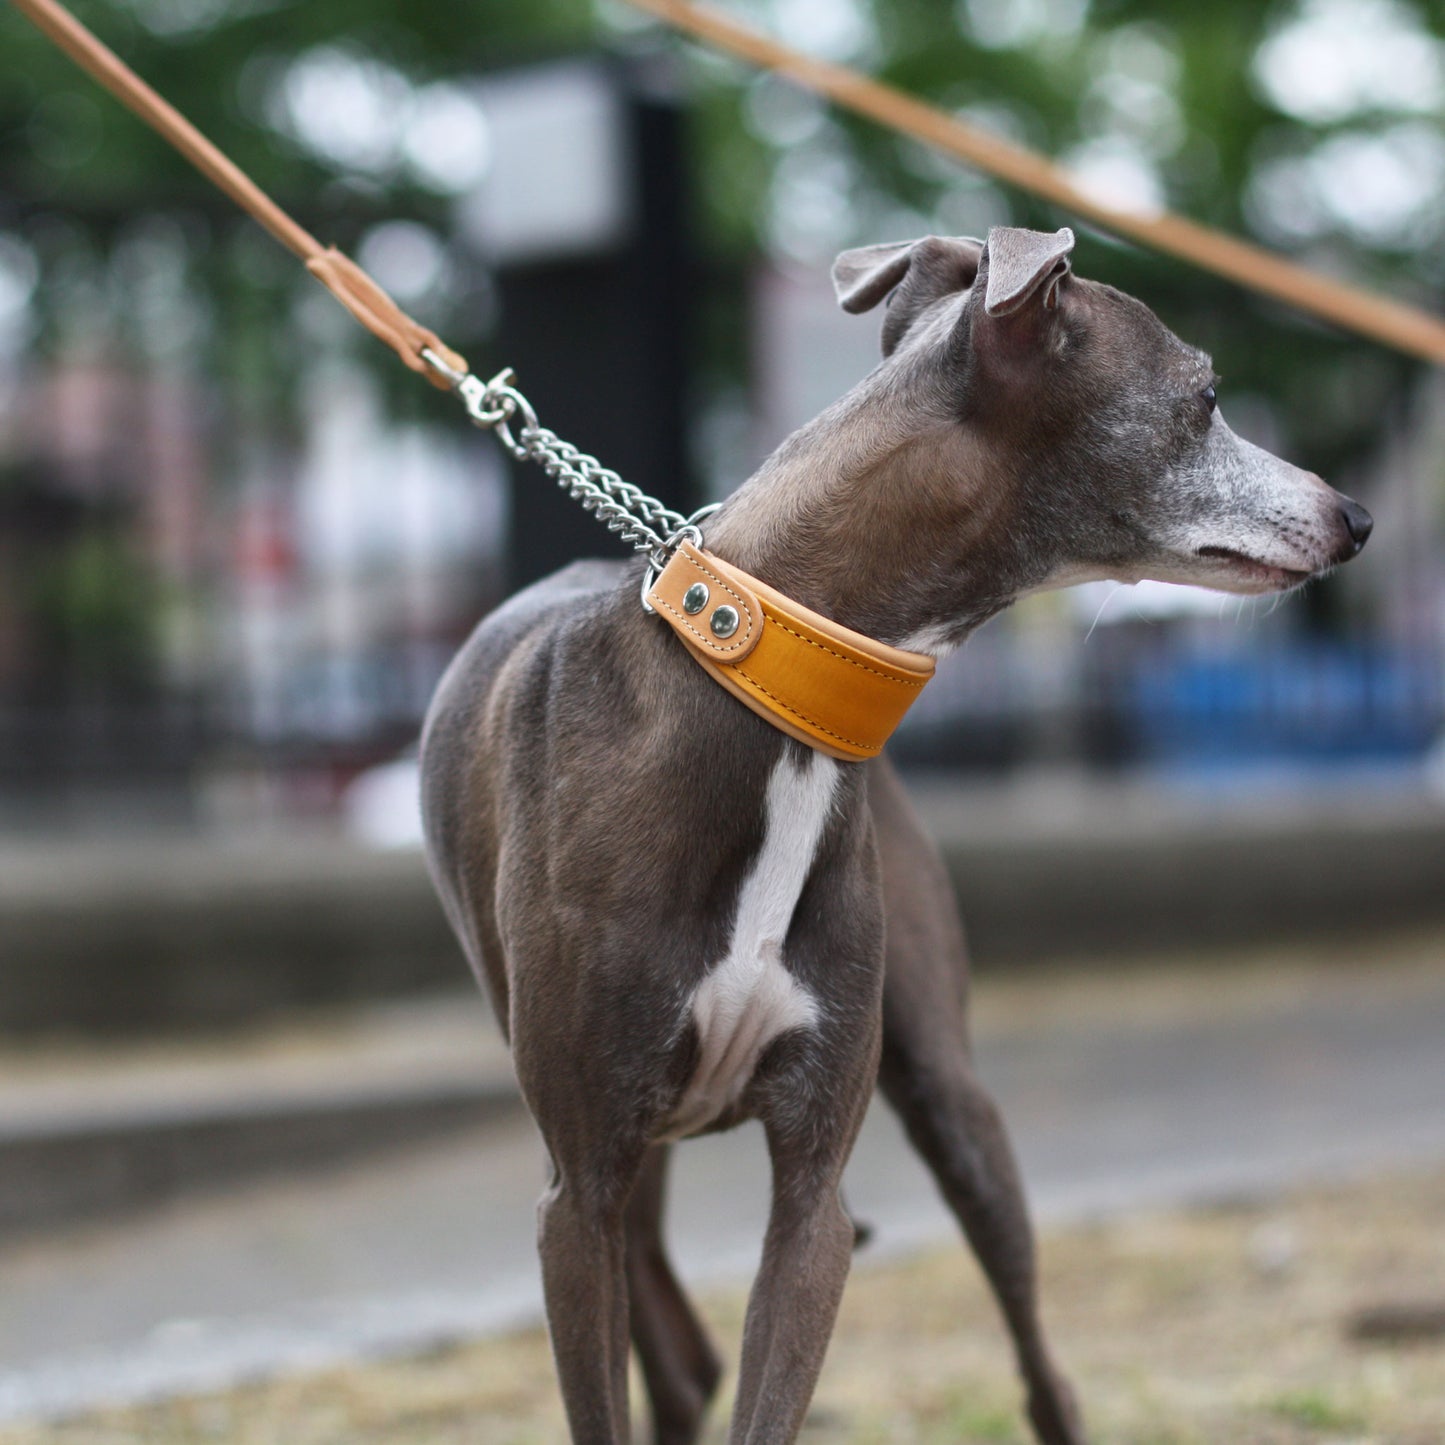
[8,0,468,386]
[8,0,933,759]
[16,0,1442,371]
[619,0,1445,368]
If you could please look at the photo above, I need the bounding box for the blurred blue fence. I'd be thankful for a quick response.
[893,628,1445,779]
[1127,640,1443,768]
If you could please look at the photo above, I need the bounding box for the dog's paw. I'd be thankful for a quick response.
[1028,1373,1087,1445]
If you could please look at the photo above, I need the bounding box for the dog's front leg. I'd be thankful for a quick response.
[537,1147,645,1444]
[727,1022,881,1445]
[517,981,662,1445]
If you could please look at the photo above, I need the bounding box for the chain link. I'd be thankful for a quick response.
[518,426,690,558]
[422,350,691,566]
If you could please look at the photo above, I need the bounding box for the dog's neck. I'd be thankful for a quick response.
[705,376,1026,654]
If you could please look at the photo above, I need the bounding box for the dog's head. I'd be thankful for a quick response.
[833,226,1371,601]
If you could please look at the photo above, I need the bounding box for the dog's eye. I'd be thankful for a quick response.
[1201,384,1217,414]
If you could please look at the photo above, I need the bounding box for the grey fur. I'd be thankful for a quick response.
[420,225,1370,1445]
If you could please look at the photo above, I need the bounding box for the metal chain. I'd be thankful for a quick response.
[520,426,691,557]
[422,349,693,570]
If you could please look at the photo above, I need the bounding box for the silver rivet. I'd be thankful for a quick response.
[710,605,740,639]
[682,582,709,615]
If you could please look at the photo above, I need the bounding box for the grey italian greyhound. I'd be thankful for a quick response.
[420,226,1372,1445]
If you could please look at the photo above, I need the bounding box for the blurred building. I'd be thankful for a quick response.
[2,34,1444,834]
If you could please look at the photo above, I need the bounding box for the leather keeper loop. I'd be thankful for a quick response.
[647,541,763,661]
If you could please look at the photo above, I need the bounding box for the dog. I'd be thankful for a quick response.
[419,225,1372,1445]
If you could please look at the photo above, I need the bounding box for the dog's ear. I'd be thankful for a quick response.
[832,235,984,355]
[832,240,916,314]
[978,226,1074,319]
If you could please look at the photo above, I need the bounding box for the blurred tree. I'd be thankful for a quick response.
[680,0,1443,489]
[2,0,1440,592]
[1,0,593,405]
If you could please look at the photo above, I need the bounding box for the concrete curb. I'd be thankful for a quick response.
[3,777,1442,1236]
[0,1082,519,1240]
[0,836,461,1034]
[0,999,523,1239]
[915,777,1445,962]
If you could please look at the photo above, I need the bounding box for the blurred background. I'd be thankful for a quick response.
[1,0,1444,1434]
[3,0,1443,841]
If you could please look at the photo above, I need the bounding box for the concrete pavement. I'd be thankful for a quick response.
[3,935,1444,1424]
[0,995,517,1236]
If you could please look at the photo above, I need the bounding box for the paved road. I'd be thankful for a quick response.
[3,944,1445,1423]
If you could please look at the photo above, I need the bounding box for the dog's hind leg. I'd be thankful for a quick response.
[878,1045,1084,1445]
[869,759,1086,1445]
[626,1145,723,1445]
[726,1118,862,1445]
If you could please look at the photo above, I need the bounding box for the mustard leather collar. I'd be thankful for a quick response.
[646,540,935,762]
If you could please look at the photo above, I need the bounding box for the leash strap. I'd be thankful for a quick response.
[10,0,467,386]
[620,0,1445,367]
[647,541,935,761]
[14,0,936,759]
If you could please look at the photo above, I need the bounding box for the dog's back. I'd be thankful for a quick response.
[419,558,626,1009]
[418,556,809,1058]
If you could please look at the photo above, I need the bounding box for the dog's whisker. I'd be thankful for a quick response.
[1084,584,1122,642]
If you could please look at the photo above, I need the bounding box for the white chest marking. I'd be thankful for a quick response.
[662,751,839,1141]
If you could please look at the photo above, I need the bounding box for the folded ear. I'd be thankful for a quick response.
[981,226,1075,317]
[833,235,985,355]
[831,241,916,314]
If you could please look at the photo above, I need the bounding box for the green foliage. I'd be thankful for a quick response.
[28,525,158,683]
[679,0,1441,484]
[0,0,592,199]
[2,0,1440,486]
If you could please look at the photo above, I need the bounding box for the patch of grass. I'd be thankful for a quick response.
[5,1166,1445,1444]
[1266,1388,1366,1432]
[940,1400,1024,1443]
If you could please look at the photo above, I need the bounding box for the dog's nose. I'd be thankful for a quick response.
[1340,499,1373,554]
